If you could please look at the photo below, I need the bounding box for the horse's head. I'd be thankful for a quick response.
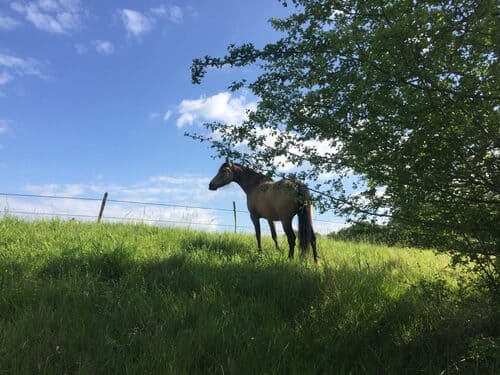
[209,159,235,191]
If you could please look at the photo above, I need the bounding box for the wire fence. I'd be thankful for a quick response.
[0,192,348,234]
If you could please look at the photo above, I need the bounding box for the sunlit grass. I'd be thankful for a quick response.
[0,218,498,374]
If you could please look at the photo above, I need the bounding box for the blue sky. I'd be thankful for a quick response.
[0,0,347,234]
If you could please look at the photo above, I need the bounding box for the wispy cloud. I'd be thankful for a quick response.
[2,175,348,233]
[74,42,88,55]
[0,51,44,80]
[149,110,173,122]
[119,5,189,39]
[25,183,87,197]
[21,174,217,206]
[10,0,85,34]
[241,127,342,175]
[176,92,257,128]
[168,6,183,23]
[174,92,342,177]
[0,52,37,74]
[120,9,154,38]
[0,119,10,153]
[3,175,226,231]
[0,11,21,30]
[0,120,10,133]
[93,40,114,55]
[0,72,14,85]
[74,40,115,56]
[0,52,44,95]
[163,110,172,121]
[151,5,183,24]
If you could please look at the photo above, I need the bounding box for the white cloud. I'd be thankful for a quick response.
[149,110,172,121]
[229,125,341,175]
[74,42,88,54]
[0,120,9,133]
[25,183,87,197]
[270,137,341,175]
[93,40,114,55]
[314,220,349,234]
[10,0,84,34]
[0,11,21,30]
[150,6,166,17]
[74,41,115,56]
[1,176,347,234]
[0,52,42,77]
[0,72,13,85]
[4,175,225,231]
[0,51,46,93]
[0,52,44,91]
[173,92,342,176]
[151,5,183,23]
[119,5,189,40]
[176,92,257,128]
[21,175,217,205]
[0,120,9,153]
[163,110,172,121]
[120,9,153,37]
[186,6,199,19]
[167,6,183,23]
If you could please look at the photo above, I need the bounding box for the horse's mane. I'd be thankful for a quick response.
[234,163,273,183]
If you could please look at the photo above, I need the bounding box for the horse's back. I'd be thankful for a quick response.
[248,179,300,221]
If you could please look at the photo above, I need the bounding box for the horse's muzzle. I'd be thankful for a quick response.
[208,183,217,191]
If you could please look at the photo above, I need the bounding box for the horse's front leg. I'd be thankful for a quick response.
[281,218,296,259]
[250,212,262,252]
[268,220,280,251]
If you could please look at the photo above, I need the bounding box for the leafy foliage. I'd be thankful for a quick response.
[190,0,499,291]
[327,221,416,247]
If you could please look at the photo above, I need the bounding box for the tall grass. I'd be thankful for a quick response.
[0,218,498,374]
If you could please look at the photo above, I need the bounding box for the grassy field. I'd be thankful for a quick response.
[0,218,498,374]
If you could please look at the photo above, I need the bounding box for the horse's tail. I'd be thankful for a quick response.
[297,184,317,262]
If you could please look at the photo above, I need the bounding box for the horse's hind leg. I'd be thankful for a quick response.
[268,220,280,251]
[311,231,318,263]
[250,213,262,252]
[281,219,296,259]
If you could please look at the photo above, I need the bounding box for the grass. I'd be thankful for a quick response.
[0,218,498,374]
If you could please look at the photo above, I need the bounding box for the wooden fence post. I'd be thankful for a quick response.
[97,192,108,223]
[233,201,237,233]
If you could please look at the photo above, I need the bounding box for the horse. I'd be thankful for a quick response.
[208,160,318,262]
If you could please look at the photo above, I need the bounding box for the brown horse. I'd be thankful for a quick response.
[209,160,318,262]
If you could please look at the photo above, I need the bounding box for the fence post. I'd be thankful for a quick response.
[232,201,237,233]
[97,192,108,223]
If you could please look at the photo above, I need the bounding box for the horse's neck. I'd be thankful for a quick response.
[233,166,270,195]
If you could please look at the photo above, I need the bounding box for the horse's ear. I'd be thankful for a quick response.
[225,157,232,167]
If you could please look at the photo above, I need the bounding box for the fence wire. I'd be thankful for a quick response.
[0,192,346,232]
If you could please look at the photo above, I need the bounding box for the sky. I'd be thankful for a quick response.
[0,0,348,234]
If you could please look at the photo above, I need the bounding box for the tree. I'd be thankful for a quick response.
[190,0,499,291]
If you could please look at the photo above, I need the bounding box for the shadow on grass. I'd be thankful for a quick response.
[39,245,134,282]
[140,254,324,316]
[179,233,256,257]
[2,237,498,374]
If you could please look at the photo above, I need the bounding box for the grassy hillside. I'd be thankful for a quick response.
[0,218,498,374]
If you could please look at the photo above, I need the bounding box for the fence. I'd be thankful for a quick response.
[0,192,347,234]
